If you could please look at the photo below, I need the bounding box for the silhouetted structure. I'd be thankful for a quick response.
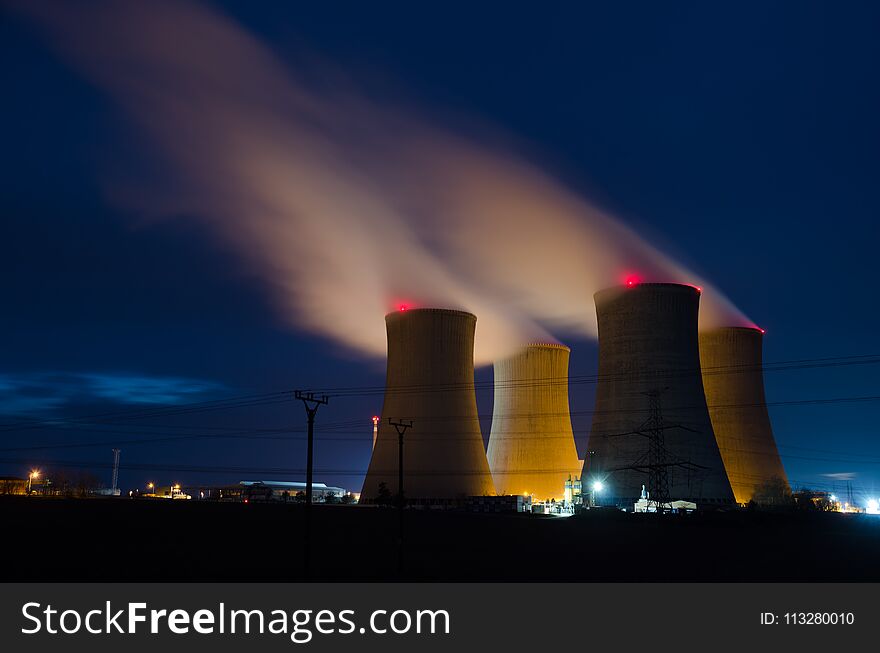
[582,283,734,507]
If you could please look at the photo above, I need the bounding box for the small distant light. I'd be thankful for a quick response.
[830,495,837,502]
[592,480,604,493]
[867,499,879,515]
[758,327,766,334]
[696,286,703,293]
[372,415,379,424]
[399,305,408,311]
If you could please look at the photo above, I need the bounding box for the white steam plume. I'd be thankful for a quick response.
[14,0,754,364]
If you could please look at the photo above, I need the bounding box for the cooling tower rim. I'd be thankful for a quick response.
[523,341,571,352]
[700,325,764,335]
[594,282,701,303]
[384,307,476,321]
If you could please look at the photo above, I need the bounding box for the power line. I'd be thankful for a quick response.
[0,350,876,462]
[313,353,880,397]
[5,392,879,440]
[2,352,878,432]
[2,392,878,453]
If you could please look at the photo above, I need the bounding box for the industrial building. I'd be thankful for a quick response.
[238,480,347,502]
[0,476,27,495]
[487,343,581,500]
[582,283,735,507]
[177,481,349,502]
[360,308,495,501]
[699,326,789,504]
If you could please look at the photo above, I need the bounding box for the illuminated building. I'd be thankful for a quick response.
[0,476,28,495]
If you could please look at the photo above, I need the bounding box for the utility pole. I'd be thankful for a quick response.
[295,390,328,579]
[111,448,121,494]
[388,418,413,577]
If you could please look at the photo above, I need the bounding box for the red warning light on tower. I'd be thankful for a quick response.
[624,274,640,288]
[372,415,379,425]
[399,304,408,312]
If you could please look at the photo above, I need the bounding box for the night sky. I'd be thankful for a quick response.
[2,1,878,499]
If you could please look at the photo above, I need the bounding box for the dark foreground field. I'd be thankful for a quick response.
[3,497,879,582]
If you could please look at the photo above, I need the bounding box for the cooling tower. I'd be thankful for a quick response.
[487,343,581,500]
[361,308,495,500]
[582,283,735,507]
[699,327,788,504]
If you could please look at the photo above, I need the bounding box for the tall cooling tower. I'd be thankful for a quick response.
[699,327,788,504]
[487,343,581,500]
[361,308,495,500]
[582,283,735,507]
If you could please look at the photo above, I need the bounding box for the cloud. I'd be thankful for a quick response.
[820,472,857,481]
[0,372,225,416]
[12,0,755,364]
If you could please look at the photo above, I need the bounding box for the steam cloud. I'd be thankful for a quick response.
[14,0,754,364]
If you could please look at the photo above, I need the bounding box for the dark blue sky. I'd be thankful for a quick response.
[1,1,878,499]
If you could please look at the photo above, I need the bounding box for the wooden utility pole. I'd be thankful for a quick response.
[295,390,328,579]
[388,418,413,577]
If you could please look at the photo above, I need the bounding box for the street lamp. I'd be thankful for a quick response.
[590,479,604,507]
[27,469,40,495]
[146,482,154,495]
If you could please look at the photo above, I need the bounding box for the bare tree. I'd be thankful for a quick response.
[753,476,793,508]
[74,472,101,497]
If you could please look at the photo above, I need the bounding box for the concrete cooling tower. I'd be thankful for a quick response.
[582,283,735,507]
[360,308,495,501]
[487,343,581,500]
[699,327,789,504]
